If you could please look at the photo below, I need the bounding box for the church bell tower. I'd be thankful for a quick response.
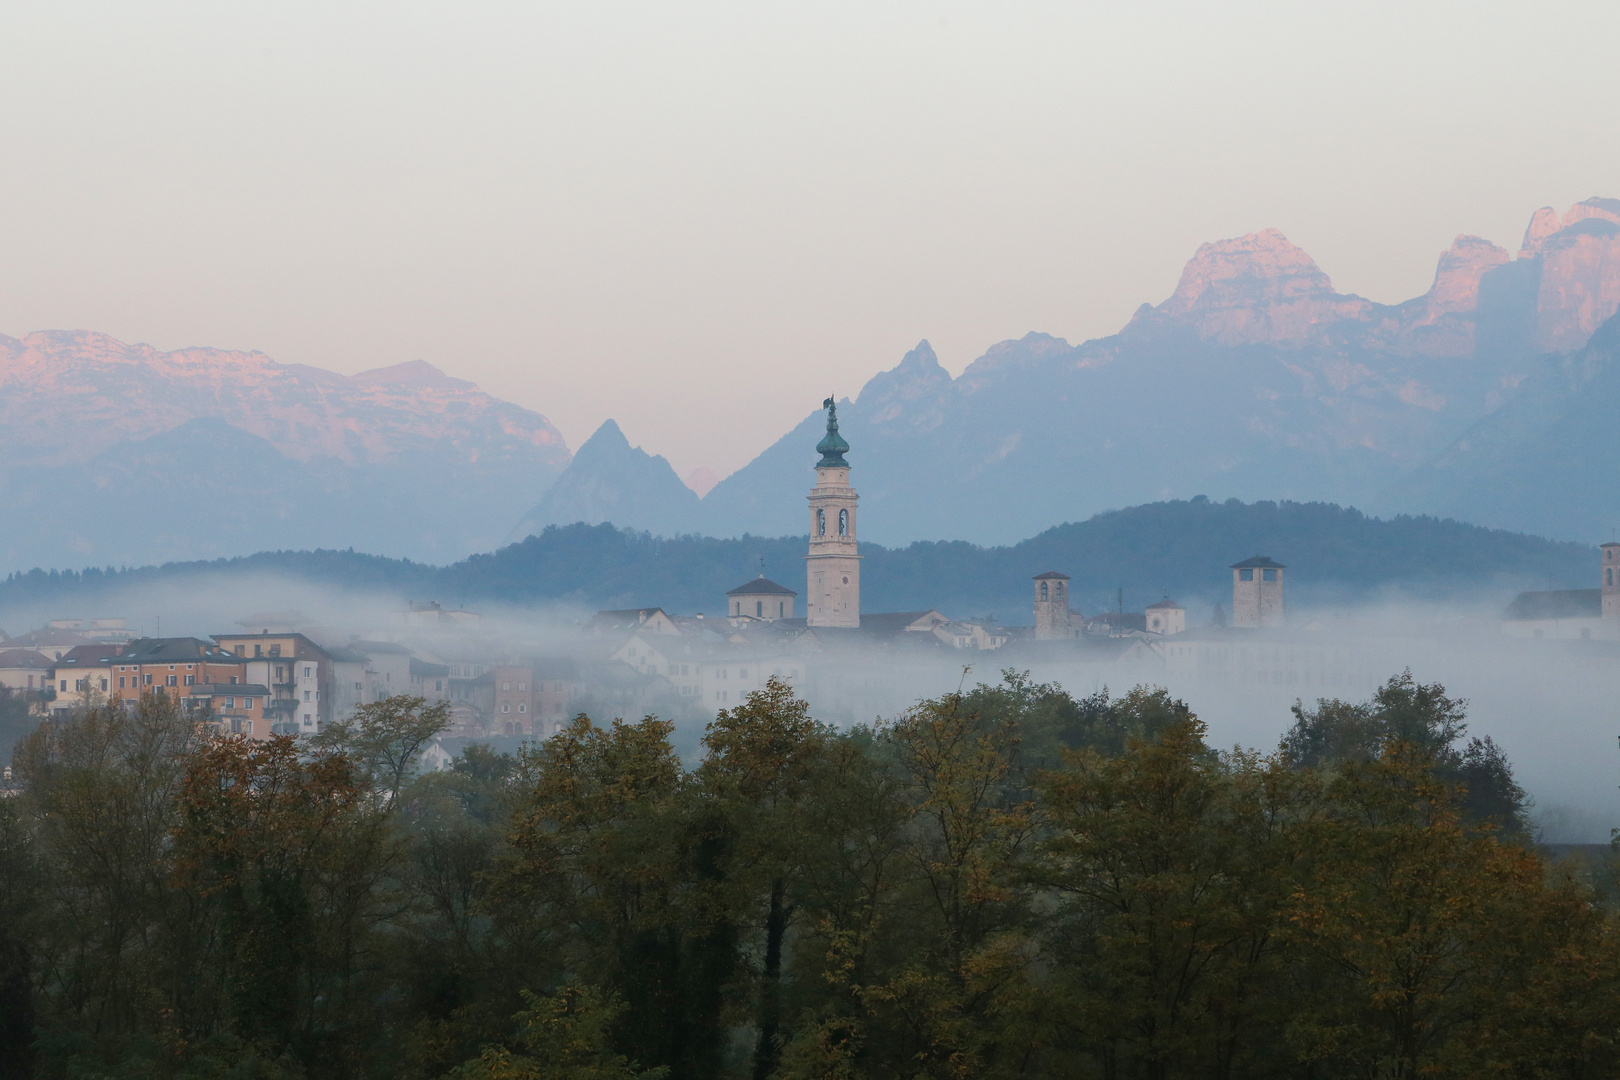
[806,398,861,628]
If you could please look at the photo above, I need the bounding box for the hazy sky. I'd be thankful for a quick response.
[3,0,1617,478]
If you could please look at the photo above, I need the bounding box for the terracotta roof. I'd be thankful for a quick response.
[0,649,52,669]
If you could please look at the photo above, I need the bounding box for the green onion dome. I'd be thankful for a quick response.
[816,397,849,467]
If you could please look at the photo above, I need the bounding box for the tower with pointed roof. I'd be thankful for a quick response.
[806,398,861,627]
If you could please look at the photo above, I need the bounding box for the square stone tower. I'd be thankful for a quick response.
[1145,598,1185,636]
[806,399,861,628]
[1603,543,1620,619]
[1033,571,1076,639]
[1231,556,1284,628]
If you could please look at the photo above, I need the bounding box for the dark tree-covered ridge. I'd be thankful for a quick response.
[0,497,1593,620]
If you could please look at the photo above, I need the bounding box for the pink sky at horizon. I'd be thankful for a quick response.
[2,0,1617,479]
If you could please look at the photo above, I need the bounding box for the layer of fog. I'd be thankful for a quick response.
[6,578,1616,843]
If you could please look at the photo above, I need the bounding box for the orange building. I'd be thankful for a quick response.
[213,631,334,735]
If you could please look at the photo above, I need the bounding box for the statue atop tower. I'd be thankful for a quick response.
[806,397,861,628]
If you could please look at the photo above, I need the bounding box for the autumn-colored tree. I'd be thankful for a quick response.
[1284,743,1620,1078]
[699,677,830,1079]
[489,713,723,1079]
[1034,715,1313,1079]
[785,690,1038,1080]
[447,984,667,1080]
[175,733,362,1053]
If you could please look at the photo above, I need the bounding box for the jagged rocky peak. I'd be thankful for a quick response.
[1519,197,1620,256]
[1421,235,1510,320]
[856,339,952,419]
[1161,228,1335,311]
[1516,197,1620,352]
[1142,228,1373,346]
[1520,206,1563,256]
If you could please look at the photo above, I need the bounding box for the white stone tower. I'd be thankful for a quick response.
[806,398,861,628]
[1230,556,1284,628]
[1033,571,1075,639]
[1604,543,1620,620]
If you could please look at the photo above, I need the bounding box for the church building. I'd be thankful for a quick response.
[806,398,861,627]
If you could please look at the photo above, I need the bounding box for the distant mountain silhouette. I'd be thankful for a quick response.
[1377,312,1620,538]
[508,420,703,540]
[687,199,1620,547]
[8,198,1620,574]
[0,331,571,570]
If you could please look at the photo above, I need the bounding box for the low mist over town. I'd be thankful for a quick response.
[5,3,1620,1079]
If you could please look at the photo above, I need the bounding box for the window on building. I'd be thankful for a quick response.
[304,666,312,677]
[118,676,126,689]
[245,721,254,735]
[303,690,311,702]
[144,674,153,685]
[355,682,362,690]
[434,680,443,691]
[519,682,527,691]
[166,675,177,687]
[100,678,108,691]
[838,508,848,536]
[229,676,238,685]
[1263,568,1276,581]
[226,697,235,708]
[502,681,510,691]
[1240,569,1254,581]
[502,702,510,713]
[185,675,194,685]
[518,703,527,713]
[756,600,763,617]
[1040,581,1048,600]
[817,508,825,535]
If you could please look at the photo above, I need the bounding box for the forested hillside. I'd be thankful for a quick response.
[0,498,1592,622]
[3,673,1617,1079]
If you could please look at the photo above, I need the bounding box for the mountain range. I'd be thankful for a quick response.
[3,197,1618,574]
[525,197,1620,546]
[0,332,570,570]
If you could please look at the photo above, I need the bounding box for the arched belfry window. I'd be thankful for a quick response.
[1040,581,1049,600]
[838,509,848,537]
[817,508,825,536]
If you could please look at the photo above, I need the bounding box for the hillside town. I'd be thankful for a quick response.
[1,402,1615,749]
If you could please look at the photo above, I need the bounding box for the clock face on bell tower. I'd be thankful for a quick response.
[806,398,861,628]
